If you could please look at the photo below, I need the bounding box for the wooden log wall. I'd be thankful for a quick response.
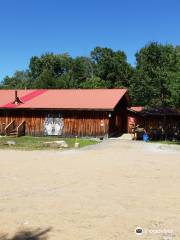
[127,112,180,135]
[0,109,110,137]
[0,110,45,136]
[63,111,109,137]
[108,96,128,136]
[145,116,180,132]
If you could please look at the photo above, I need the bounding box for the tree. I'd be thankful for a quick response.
[72,57,94,86]
[35,69,56,89]
[91,47,133,88]
[170,46,180,107]
[129,42,179,107]
[28,53,73,88]
[1,70,30,89]
[80,76,107,88]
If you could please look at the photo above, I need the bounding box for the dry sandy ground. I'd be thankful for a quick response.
[0,140,180,240]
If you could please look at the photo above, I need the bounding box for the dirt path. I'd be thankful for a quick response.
[0,140,180,239]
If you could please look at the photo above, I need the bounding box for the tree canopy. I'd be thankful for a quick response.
[1,43,180,108]
[129,42,179,107]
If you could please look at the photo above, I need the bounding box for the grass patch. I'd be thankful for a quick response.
[0,136,98,150]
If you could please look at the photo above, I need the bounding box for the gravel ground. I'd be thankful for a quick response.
[0,139,180,240]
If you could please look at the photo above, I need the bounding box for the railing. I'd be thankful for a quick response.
[1,123,6,135]
[0,123,2,135]
[17,121,26,137]
[5,120,16,136]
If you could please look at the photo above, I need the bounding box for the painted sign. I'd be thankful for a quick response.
[44,114,64,136]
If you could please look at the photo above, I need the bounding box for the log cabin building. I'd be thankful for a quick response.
[0,89,129,137]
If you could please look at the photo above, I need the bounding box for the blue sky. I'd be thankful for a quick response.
[0,0,180,80]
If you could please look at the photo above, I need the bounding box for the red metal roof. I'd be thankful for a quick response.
[130,106,144,112]
[0,89,128,110]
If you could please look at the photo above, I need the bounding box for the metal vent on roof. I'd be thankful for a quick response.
[13,90,24,105]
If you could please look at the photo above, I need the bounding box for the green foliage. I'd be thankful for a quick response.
[28,53,74,89]
[0,43,180,108]
[129,42,180,107]
[91,47,133,87]
[35,69,56,89]
[1,70,30,89]
[72,57,94,86]
[80,76,107,88]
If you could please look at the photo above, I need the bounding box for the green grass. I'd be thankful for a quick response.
[0,136,98,150]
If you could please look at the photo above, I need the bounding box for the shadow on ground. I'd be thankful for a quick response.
[0,228,52,240]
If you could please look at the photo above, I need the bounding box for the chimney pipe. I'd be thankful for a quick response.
[13,90,23,105]
[15,90,18,102]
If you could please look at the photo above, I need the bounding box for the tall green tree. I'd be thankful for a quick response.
[72,57,94,86]
[29,53,73,88]
[35,69,56,89]
[80,76,107,88]
[91,47,133,88]
[1,70,30,89]
[129,42,179,107]
[170,46,180,107]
